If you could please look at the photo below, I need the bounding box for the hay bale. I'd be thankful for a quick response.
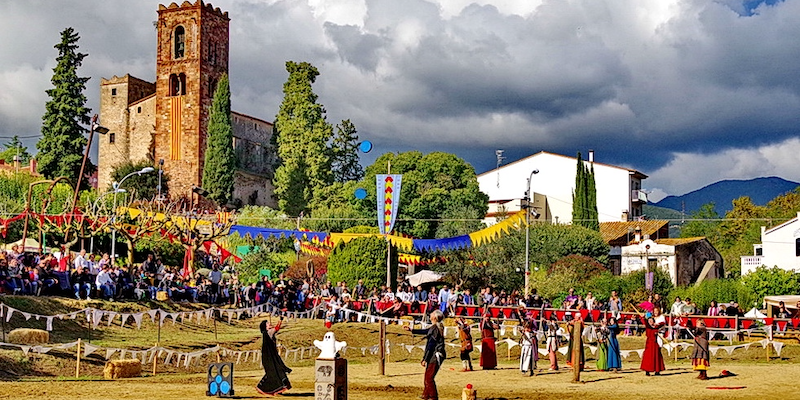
[103,359,142,379]
[8,329,49,345]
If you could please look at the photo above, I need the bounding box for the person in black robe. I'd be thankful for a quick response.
[257,317,292,395]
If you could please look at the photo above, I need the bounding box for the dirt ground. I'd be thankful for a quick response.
[1,359,797,400]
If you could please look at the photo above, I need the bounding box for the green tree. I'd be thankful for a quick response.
[330,119,363,183]
[527,223,609,266]
[273,61,334,216]
[680,202,721,241]
[36,27,93,186]
[361,151,489,238]
[202,74,237,207]
[572,152,598,230]
[327,236,397,290]
[741,266,800,304]
[110,160,168,200]
[0,136,32,164]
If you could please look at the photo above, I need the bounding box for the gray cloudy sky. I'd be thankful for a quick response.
[1,0,799,201]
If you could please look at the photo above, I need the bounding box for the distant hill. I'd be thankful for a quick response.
[654,177,800,215]
[642,204,684,237]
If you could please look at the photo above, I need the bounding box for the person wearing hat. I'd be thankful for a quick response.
[479,313,499,369]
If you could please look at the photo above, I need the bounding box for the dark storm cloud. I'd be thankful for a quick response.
[2,0,800,196]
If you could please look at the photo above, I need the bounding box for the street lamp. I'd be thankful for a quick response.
[70,114,109,213]
[111,167,155,262]
[524,169,539,296]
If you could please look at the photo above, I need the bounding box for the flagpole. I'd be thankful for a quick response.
[386,160,392,289]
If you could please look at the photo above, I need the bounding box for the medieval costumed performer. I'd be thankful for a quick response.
[640,316,666,376]
[519,319,539,375]
[405,310,446,400]
[257,317,292,395]
[566,313,585,371]
[691,320,710,380]
[595,318,610,371]
[606,317,623,372]
[456,317,474,372]
[479,313,499,370]
[545,314,561,370]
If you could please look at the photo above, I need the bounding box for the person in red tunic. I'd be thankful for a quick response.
[640,316,665,376]
[479,313,499,369]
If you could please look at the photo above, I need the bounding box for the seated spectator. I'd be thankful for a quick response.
[96,265,116,300]
[71,266,93,300]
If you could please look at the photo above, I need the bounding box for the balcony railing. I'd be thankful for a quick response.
[632,190,648,203]
[741,256,763,270]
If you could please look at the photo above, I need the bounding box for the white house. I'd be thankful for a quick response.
[741,212,800,274]
[477,151,648,225]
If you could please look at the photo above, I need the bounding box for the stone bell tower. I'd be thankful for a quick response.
[154,1,229,201]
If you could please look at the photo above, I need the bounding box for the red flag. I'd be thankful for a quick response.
[740,319,754,329]
[181,247,193,278]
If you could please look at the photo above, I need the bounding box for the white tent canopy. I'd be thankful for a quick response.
[406,270,443,287]
[744,307,767,321]
[2,238,41,253]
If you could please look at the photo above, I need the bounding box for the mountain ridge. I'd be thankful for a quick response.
[653,176,799,215]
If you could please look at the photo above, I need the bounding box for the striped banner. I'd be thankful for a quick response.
[170,97,182,160]
[376,174,402,234]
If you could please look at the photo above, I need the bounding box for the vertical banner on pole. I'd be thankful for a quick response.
[376,174,402,235]
[645,272,654,291]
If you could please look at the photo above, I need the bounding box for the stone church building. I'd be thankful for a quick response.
[97,1,275,207]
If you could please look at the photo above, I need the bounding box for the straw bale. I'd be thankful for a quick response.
[103,359,142,379]
[7,329,49,345]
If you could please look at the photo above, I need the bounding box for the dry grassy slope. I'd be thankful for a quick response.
[1,296,799,380]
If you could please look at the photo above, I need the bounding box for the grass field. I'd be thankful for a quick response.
[1,296,799,400]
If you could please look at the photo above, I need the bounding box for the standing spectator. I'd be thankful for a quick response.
[354,279,366,299]
[438,285,451,314]
[608,290,622,319]
[461,289,474,305]
[670,297,685,316]
[209,264,223,304]
[585,292,596,311]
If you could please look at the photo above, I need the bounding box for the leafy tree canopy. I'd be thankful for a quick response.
[327,236,396,290]
[0,136,32,164]
[273,61,334,216]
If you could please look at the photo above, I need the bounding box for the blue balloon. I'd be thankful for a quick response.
[216,375,223,383]
[209,382,218,395]
[354,188,367,199]
[359,140,373,153]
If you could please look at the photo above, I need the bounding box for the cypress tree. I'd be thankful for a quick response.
[202,74,237,207]
[330,119,363,183]
[36,27,93,186]
[572,152,586,225]
[586,163,599,231]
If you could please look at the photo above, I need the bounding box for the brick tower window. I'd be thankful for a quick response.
[170,73,187,96]
[174,26,185,59]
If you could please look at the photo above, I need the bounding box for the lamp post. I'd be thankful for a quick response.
[156,159,164,201]
[524,169,539,296]
[111,167,155,262]
[70,114,109,214]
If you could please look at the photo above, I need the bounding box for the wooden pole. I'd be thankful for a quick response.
[75,338,82,378]
[379,319,386,375]
[1,301,6,343]
[571,320,582,383]
[152,342,158,376]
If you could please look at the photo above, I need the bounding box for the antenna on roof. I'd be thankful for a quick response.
[495,149,506,188]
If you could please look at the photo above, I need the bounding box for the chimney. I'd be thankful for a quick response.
[634,226,642,243]
[29,159,37,174]
[588,150,594,163]
[12,156,20,170]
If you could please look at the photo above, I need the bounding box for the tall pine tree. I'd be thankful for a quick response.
[37,27,93,185]
[330,119,363,183]
[273,61,333,216]
[202,74,237,207]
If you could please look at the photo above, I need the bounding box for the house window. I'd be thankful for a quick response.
[137,106,142,114]
[111,88,117,96]
[796,238,800,257]
[174,26,185,59]
[109,133,116,144]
